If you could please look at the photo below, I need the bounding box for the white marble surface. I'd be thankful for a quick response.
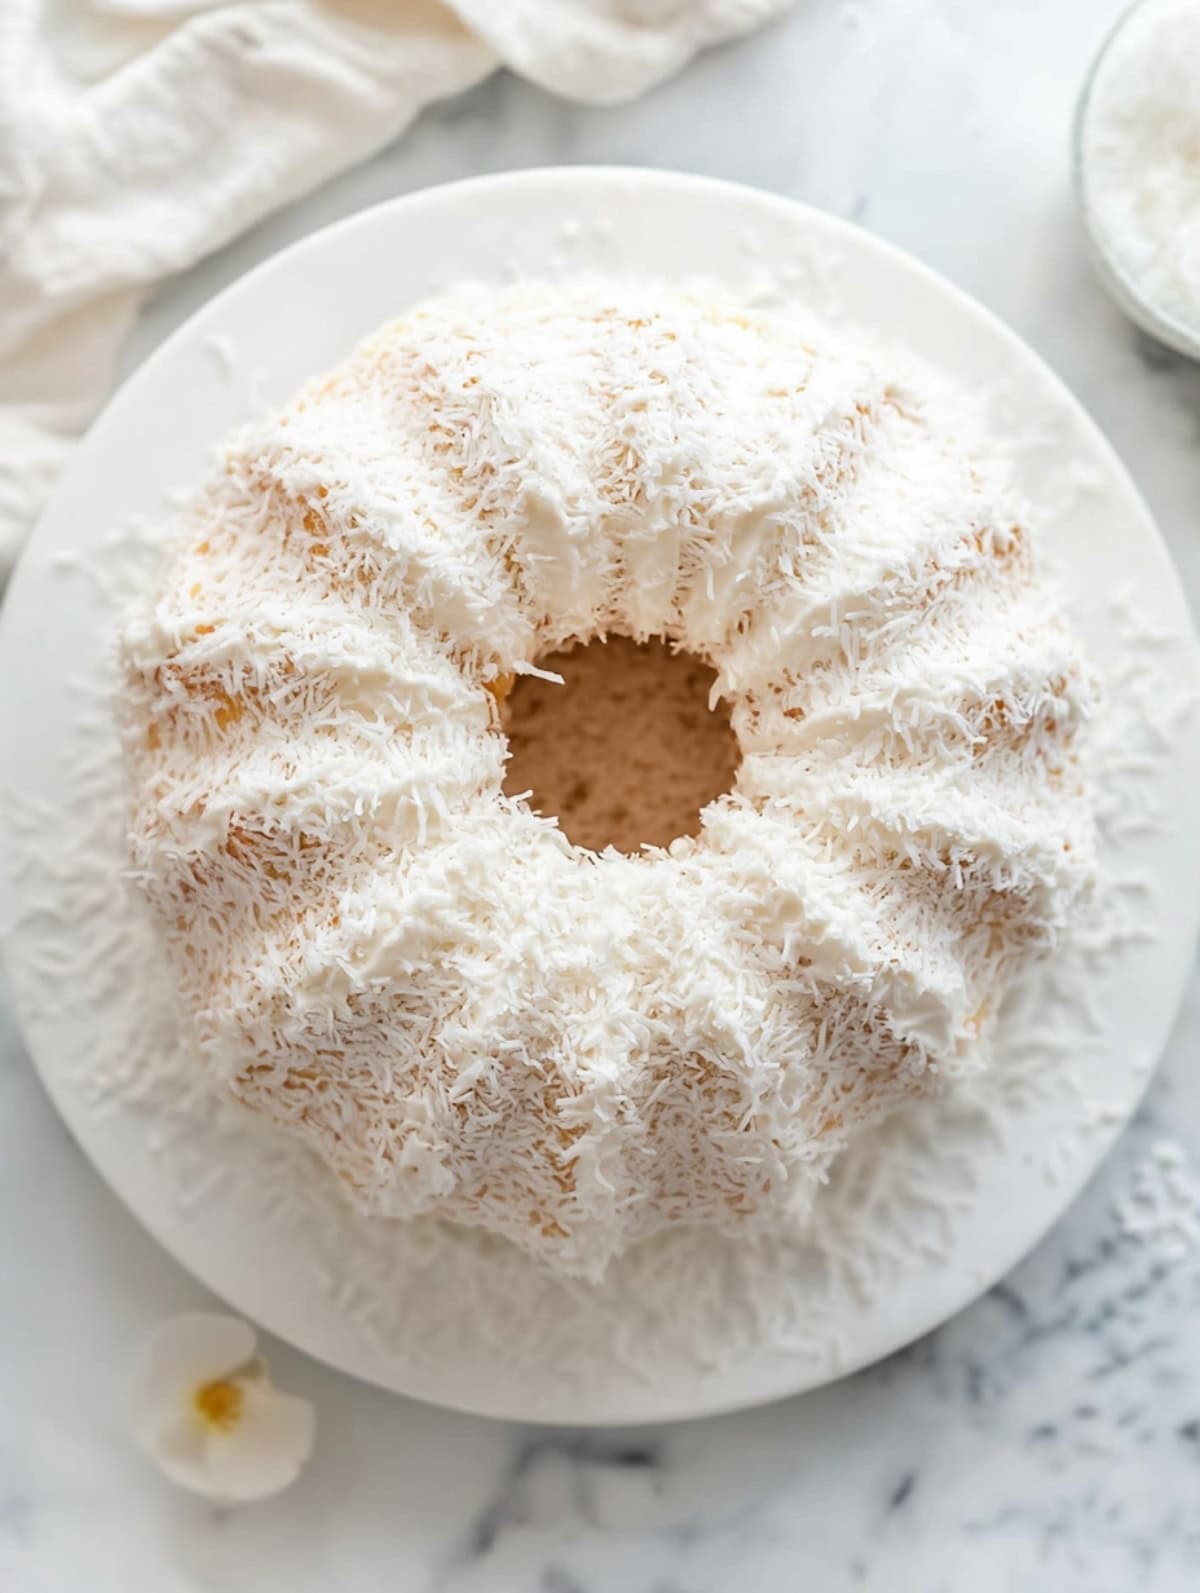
[3,1,1200,1588]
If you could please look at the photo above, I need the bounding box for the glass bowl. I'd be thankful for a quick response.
[1072,0,1200,361]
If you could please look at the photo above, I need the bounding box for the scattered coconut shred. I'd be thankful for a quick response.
[1079,0,1200,343]
[1115,1141,1200,1261]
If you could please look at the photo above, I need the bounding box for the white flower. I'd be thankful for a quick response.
[133,1312,315,1502]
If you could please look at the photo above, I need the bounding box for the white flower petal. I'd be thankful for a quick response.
[132,1313,315,1503]
[203,1381,316,1503]
[150,1414,213,1497]
[133,1312,256,1449]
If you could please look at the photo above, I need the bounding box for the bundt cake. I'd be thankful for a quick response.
[120,282,1095,1281]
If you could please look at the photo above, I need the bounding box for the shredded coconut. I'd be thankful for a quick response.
[1078,0,1200,346]
[1115,1139,1200,1259]
[117,281,1096,1282]
[202,333,239,381]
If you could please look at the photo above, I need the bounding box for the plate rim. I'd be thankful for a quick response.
[2,165,1198,1425]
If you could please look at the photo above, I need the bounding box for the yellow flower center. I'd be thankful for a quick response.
[194,1377,244,1432]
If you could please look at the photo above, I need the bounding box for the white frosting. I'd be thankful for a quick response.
[120,282,1095,1281]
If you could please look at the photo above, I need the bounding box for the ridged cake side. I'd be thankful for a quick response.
[121,283,1094,1279]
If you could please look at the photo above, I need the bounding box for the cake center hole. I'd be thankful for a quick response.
[501,635,740,854]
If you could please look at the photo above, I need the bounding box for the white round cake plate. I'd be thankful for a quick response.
[2,169,1198,1425]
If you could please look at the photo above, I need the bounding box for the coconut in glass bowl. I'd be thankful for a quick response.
[1074,0,1200,360]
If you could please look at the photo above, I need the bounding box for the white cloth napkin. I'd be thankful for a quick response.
[0,0,790,579]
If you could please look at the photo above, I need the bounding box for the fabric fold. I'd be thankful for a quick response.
[0,0,792,577]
